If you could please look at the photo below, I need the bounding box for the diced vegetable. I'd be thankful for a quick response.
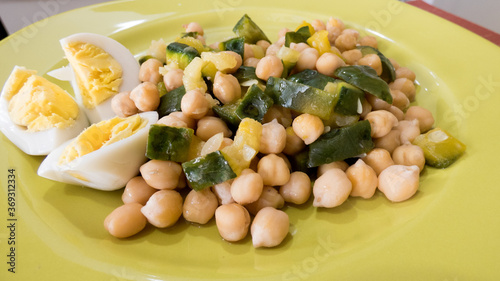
[308,120,374,167]
[307,30,331,55]
[413,128,466,168]
[156,85,186,118]
[176,36,207,54]
[219,36,245,58]
[265,77,337,120]
[182,57,208,92]
[277,46,300,78]
[325,81,365,116]
[146,124,194,162]
[288,69,337,89]
[166,42,200,70]
[232,14,270,44]
[138,55,154,65]
[285,26,311,47]
[157,81,167,97]
[212,101,242,128]
[233,66,261,85]
[182,150,237,191]
[288,149,317,177]
[334,65,393,103]
[235,84,274,122]
[357,45,396,82]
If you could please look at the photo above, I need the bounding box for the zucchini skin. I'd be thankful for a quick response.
[233,66,261,84]
[166,42,200,70]
[212,101,242,129]
[288,69,337,89]
[182,151,237,191]
[146,124,194,163]
[356,45,396,82]
[307,120,374,167]
[285,26,311,47]
[156,85,186,118]
[219,36,245,58]
[235,84,274,122]
[334,65,393,104]
[232,14,270,44]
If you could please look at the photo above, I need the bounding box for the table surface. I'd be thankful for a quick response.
[0,0,499,36]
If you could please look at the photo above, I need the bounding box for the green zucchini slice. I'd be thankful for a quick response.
[182,151,237,191]
[146,124,194,163]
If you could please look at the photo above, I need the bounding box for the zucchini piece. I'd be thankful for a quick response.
[308,120,374,167]
[181,31,199,38]
[285,26,311,47]
[356,46,396,82]
[166,42,199,69]
[264,77,337,120]
[288,149,317,178]
[412,128,466,168]
[157,81,167,97]
[233,66,260,85]
[277,46,300,78]
[334,65,393,103]
[324,81,365,116]
[156,85,186,118]
[138,55,154,65]
[182,151,237,191]
[146,124,194,163]
[219,36,245,58]
[235,84,274,122]
[233,14,270,44]
[288,69,337,89]
[212,101,242,128]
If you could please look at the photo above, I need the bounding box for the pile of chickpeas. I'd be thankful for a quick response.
[104,17,436,248]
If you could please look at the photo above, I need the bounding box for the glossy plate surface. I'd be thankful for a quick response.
[1,0,500,280]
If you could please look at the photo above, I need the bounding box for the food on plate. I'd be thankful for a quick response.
[0,14,468,248]
[0,66,88,155]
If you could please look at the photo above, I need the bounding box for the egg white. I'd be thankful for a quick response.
[37,111,158,191]
[0,79,89,156]
[52,33,141,124]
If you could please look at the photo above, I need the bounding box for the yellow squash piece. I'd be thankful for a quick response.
[307,30,331,55]
[413,128,466,169]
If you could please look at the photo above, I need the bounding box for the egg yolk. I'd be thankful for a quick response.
[63,42,123,109]
[5,67,79,132]
[59,114,146,165]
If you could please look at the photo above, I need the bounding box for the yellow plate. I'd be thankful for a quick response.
[1,0,500,280]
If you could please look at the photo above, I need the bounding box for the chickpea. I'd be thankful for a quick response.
[265,44,281,56]
[326,26,342,44]
[196,35,206,45]
[181,89,209,119]
[212,181,235,205]
[346,159,378,199]
[213,71,241,104]
[215,203,251,242]
[392,144,425,171]
[196,116,232,141]
[221,137,233,150]
[169,111,196,129]
[251,207,289,248]
[313,168,352,208]
[279,171,311,204]
[290,42,310,53]
[141,189,183,228]
[395,67,416,82]
[395,119,420,144]
[139,58,163,84]
[327,17,345,31]
[374,129,401,154]
[364,110,399,138]
[183,189,218,224]
[310,19,326,31]
[256,40,271,52]
[283,126,306,155]
[140,160,182,190]
[341,29,360,39]
[262,105,292,127]
[404,106,434,133]
[157,115,187,128]
[335,33,357,52]
[230,170,264,205]
[163,68,184,92]
[292,113,324,145]
[277,153,293,171]
[388,58,400,70]
[260,119,287,154]
[316,52,346,77]
[122,176,157,205]
[111,91,138,117]
[358,35,378,49]
[244,57,260,68]
[358,54,382,76]
[360,99,372,119]
[362,148,395,175]
[388,105,404,121]
[295,47,319,72]
[390,78,416,101]
[390,89,410,111]
[255,55,284,81]
[378,165,420,202]
[342,49,362,65]
[317,161,349,177]
[366,94,391,111]
[245,186,285,215]
[104,203,147,238]
[183,22,204,35]
[130,82,160,112]
[244,43,255,60]
[257,154,291,186]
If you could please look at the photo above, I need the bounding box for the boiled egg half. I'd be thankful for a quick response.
[38,111,158,191]
[49,33,140,124]
[0,66,89,155]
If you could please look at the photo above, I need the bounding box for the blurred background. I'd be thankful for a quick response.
[0,0,499,40]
